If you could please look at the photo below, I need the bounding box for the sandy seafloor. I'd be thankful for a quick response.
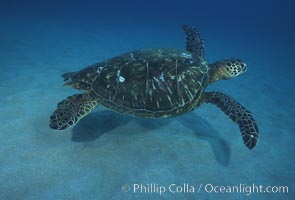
[0,1,294,200]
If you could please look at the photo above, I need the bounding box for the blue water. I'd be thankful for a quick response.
[0,0,294,199]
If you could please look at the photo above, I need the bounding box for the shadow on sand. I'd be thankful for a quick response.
[72,110,230,166]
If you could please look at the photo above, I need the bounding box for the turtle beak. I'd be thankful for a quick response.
[241,61,247,73]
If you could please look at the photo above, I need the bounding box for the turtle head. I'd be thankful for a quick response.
[209,59,247,83]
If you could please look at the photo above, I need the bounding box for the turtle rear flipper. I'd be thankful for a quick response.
[202,91,259,149]
[50,93,100,130]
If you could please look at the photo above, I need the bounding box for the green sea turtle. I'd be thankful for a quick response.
[50,25,259,149]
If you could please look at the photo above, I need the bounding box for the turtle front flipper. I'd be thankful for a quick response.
[50,93,100,130]
[182,25,205,62]
[202,91,259,149]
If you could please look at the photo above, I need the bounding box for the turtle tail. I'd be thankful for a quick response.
[202,91,259,149]
[62,72,76,81]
